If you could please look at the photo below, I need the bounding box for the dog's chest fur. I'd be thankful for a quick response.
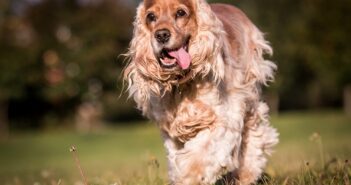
[147,78,246,144]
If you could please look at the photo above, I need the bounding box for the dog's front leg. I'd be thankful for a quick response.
[171,122,243,185]
[162,133,182,183]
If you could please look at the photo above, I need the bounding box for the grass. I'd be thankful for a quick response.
[0,111,350,185]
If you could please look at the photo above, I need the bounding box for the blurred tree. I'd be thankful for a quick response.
[0,0,136,128]
[0,0,13,137]
[292,0,351,108]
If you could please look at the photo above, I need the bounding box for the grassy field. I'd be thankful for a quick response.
[0,111,350,185]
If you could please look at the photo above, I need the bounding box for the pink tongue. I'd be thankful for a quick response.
[168,48,191,70]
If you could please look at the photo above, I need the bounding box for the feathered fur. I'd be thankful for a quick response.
[123,0,279,184]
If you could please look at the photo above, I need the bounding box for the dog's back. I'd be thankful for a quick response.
[211,4,256,60]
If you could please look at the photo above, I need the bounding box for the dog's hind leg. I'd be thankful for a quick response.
[236,102,279,185]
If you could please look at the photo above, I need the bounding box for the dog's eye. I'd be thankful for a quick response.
[146,12,157,22]
[176,9,187,18]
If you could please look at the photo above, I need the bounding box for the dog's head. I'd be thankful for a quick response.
[124,0,276,114]
[144,0,196,70]
[125,0,227,93]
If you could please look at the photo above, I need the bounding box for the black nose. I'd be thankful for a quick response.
[155,29,171,44]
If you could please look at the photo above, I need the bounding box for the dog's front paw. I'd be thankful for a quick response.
[173,149,222,185]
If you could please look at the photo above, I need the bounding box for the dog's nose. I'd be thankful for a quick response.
[155,29,171,44]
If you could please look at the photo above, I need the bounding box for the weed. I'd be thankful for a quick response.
[70,146,88,185]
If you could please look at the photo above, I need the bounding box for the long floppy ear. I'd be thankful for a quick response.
[191,0,276,86]
[125,3,161,83]
[188,0,229,83]
[123,3,162,113]
[243,25,276,86]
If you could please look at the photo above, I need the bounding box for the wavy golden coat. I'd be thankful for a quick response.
[124,0,279,184]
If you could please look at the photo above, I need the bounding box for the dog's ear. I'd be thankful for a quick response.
[124,2,172,106]
[125,3,162,84]
[124,3,162,102]
[189,0,275,86]
[187,0,227,82]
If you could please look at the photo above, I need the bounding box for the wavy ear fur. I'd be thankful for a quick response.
[193,0,276,87]
[189,0,228,83]
[190,0,276,87]
[123,3,157,113]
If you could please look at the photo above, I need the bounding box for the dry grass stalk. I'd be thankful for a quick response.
[70,146,88,185]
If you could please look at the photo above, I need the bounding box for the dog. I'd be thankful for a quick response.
[123,0,279,184]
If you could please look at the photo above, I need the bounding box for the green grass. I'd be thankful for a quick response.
[0,111,350,185]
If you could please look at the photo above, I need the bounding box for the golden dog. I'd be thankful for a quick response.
[124,0,278,184]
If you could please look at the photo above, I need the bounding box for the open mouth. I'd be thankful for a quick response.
[158,38,191,70]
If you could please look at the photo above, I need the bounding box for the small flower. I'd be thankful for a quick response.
[70,146,76,152]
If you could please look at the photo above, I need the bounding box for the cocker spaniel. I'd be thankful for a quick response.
[123,0,279,184]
